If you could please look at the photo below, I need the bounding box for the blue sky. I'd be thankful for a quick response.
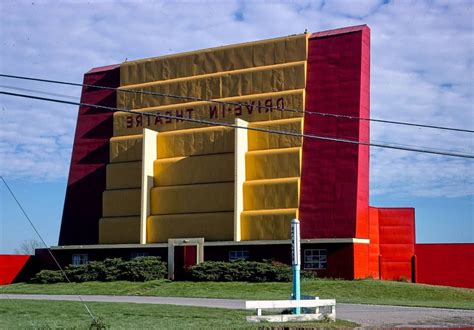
[0,0,472,253]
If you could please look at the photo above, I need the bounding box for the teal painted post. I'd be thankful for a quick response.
[291,218,301,315]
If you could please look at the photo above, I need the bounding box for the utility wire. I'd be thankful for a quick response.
[0,176,96,322]
[1,90,473,159]
[1,73,473,134]
[0,84,78,101]
[0,83,442,150]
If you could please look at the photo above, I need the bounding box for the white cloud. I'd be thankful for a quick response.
[0,0,472,199]
[322,0,383,18]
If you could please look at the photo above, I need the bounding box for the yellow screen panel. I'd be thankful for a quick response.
[154,153,233,187]
[102,188,141,217]
[150,182,234,215]
[246,147,301,180]
[110,135,143,163]
[99,217,140,244]
[240,208,298,240]
[106,161,142,189]
[243,177,300,211]
[248,118,303,151]
[147,212,234,242]
[121,34,307,86]
[113,90,304,137]
[118,62,306,110]
[157,126,234,159]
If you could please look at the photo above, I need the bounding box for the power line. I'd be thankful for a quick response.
[0,83,438,150]
[1,90,473,159]
[1,73,473,134]
[0,84,78,101]
[0,176,97,322]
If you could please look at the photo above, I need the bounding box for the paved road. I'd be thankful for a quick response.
[336,303,473,328]
[1,294,473,328]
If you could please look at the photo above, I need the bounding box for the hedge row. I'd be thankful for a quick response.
[32,258,316,283]
[31,256,167,283]
[188,260,317,282]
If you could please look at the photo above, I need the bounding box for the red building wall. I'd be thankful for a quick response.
[415,244,474,288]
[300,25,370,239]
[58,65,119,245]
[368,207,380,278]
[0,255,30,285]
[377,208,415,281]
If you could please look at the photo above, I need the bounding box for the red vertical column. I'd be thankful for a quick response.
[300,25,370,239]
[58,64,120,246]
[368,207,380,278]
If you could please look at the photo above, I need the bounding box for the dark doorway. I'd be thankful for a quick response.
[174,245,197,280]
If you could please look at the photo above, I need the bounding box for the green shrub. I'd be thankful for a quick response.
[64,261,108,282]
[116,256,167,281]
[188,260,293,282]
[101,258,123,281]
[30,256,166,283]
[301,270,318,280]
[31,269,65,284]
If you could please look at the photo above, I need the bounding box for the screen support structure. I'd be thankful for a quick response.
[140,128,158,244]
[234,118,248,241]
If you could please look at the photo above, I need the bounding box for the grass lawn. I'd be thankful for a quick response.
[0,299,357,329]
[3,279,474,310]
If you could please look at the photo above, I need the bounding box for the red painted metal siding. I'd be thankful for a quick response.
[368,207,380,278]
[58,65,120,245]
[378,208,415,281]
[356,28,370,239]
[415,244,474,288]
[0,255,30,285]
[324,244,355,280]
[300,25,370,239]
[353,243,369,279]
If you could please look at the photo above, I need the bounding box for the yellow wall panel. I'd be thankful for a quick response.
[113,90,304,137]
[110,135,143,163]
[106,161,142,189]
[150,182,234,215]
[118,62,306,110]
[99,216,140,244]
[147,212,234,243]
[240,209,297,240]
[243,177,299,210]
[121,34,307,86]
[102,188,141,217]
[246,147,301,180]
[157,126,234,159]
[248,118,303,151]
[154,153,233,186]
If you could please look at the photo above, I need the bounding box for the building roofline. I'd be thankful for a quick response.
[310,25,369,39]
[86,64,120,74]
[50,238,369,250]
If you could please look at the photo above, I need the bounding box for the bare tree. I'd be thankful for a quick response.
[15,239,43,255]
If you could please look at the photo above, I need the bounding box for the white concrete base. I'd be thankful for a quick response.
[246,313,335,323]
[244,299,336,323]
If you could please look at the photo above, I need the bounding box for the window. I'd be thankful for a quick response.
[229,250,249,262]
[72,254,88,266]
[303,249,327,270]
[131,252,149,259]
